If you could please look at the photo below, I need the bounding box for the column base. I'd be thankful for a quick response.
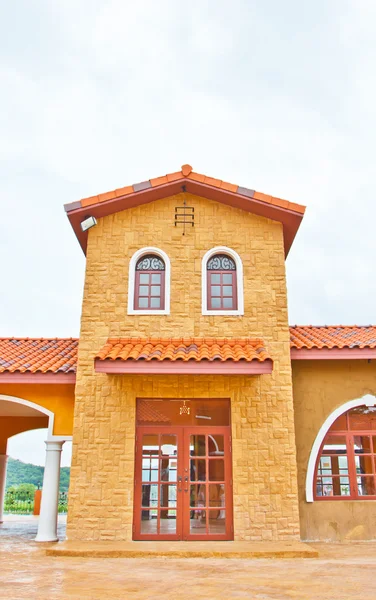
[35,534,59,543]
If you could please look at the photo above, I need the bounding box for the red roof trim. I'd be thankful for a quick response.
[290,348,376,360]
[66,176,304,257]
[0,372,76,384]
[94,358,273,375]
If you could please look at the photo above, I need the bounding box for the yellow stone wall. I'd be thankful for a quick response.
[292,359,376,540]
[68,192,300,541]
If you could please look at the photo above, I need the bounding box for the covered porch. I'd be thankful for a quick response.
[0,337,77,542]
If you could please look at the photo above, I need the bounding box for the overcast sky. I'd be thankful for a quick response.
[1,1,376,466]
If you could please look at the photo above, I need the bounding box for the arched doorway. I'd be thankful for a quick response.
[0,395,70,541]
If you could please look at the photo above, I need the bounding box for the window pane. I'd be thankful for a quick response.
[209,484,225,507]
[160,458,177,482]
[322,434,347,454]
[190,459,206,481]
[151,273,161,284]
[190,510,206,534]
[190,435,206,456]
[138,297,148,308]
[140,512,157,534]
[190,485,206,508]
[354,455,374,475]
[161,435,177,456]
[211,274,220,284]
[208,510,226,534]
[357,476,376,496]
[139,285,149,295]
[150,297,161,308]
[222,298,233,308]
[210,286,221,296]
[208,435,224,455]
[151,285,161,296]
[139,273,149,284]
[142,434,159,453]
[316,476,350,497]
[318,455,348,476]
[222,273,232,284]
[223,286,233,296]
[210,298,220,308]
[354,435,372,454]
[209,460,224,481]
[142,484,158,508]
[160,515,176,534]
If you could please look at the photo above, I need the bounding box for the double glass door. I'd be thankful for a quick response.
[133,425,233,540]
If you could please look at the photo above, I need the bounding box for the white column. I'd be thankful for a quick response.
[0,454,8,523]
[35,441,64,542]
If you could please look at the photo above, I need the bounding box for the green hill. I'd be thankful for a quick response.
[6,457,70,492]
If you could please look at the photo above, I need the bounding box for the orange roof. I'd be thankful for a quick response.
[0,327,374,380]
[290,326,376,349]
[65,164,305,257]
[0,338,78,374]
[74,164,305,215]
[95,338,271,363]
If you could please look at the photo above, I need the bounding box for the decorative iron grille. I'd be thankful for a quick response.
[207,254,236,271]
[136,255,165,271]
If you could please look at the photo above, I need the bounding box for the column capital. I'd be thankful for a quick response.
[44,440,64,452]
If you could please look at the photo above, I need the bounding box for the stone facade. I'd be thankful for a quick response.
[67,192,300,541]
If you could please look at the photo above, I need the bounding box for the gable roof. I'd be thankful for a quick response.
[65,164,305,257]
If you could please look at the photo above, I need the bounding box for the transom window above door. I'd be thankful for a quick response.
[135,255,165,310]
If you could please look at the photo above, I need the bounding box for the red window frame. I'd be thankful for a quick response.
[134,270,165,311]
[314,410,376,501]
[207,270,237,311]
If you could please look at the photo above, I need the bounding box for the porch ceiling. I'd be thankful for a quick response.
[0,400,45,417]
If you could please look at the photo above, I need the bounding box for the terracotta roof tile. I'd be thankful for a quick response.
[0,338,78,374]
[290,326,376,350]
[95,338,271,363]
[0,327,375,377]
[73,164,306,219]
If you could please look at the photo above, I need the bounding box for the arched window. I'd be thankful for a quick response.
[201,247,244,315]
[128,247,170,315]
[207,254,237,310]
[315,405,376,500]
[134,255,165,310]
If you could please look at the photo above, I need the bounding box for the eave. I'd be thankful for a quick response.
[94,358,273,375]
[0,373,77,384]
[290,348,376,360]
[65,177,304,258]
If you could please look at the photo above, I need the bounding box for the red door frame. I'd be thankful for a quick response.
[133,426,233,541]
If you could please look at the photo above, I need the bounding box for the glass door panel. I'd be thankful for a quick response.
[184,428,232,541]
[134,424,233,541]
[135,428,182,540]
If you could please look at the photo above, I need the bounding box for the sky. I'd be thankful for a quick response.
[1,1,376,466]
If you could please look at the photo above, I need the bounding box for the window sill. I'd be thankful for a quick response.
[202,310,243,316]
[128,309,170,315]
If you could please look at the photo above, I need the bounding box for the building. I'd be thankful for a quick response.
[0,164,375,544]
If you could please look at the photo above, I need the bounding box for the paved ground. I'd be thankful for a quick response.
[1,516,376,599]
